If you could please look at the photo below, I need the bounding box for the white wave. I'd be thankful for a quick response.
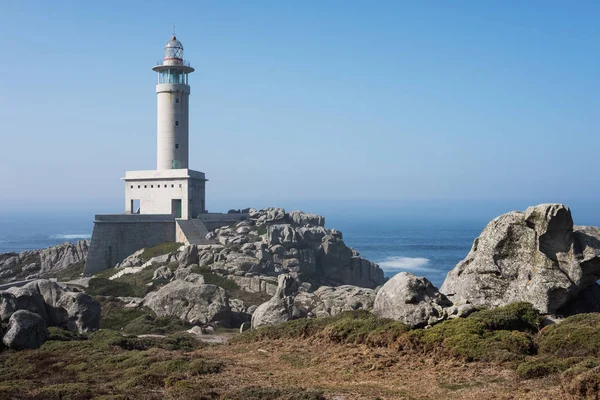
[50,234,92,240]
[377,256,437,273]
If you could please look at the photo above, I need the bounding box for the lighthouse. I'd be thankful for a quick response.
[122,34,207,220]
[85,33,252,275]
[152,36,195,170]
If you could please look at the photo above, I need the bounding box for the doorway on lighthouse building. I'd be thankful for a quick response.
[171,199,182,218]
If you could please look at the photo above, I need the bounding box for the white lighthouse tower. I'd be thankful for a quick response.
[152,36,194,170]
[123,34,207,219]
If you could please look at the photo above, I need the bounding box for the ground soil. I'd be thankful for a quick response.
[194,337,566,399]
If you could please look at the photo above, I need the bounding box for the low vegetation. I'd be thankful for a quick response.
[98,297,190,335]
[236,303,600,398]
[53,260,85,281]
[139,242,183,261]
[5,301,600,398]
[0,329,215,400]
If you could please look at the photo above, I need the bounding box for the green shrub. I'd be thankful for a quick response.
[256,225,268,236]
[516,356,581,379]
[234,310,409,347]
[404,303,541,362]
[34,382,91,400]
[47,327,87,342]
[201,273,240,291]
[564,366,600,399]
[54,260,85,281]
[108,333,203,352]
[86,277,149,297]
[121,313,190,335]
[469,302,542,332]
[538,314,600,358]
[190,265,211,274]
[140,242,182,261]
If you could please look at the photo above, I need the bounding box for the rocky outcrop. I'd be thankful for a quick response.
[294,285,377,319]
[251,274,298,329]
[374,272,452,327]
[142,280,231,325]
[0,241,88,283]
[2,310,49,350]
[198,208,385,290]
[440,204,600,314]
[251,274,377,328]
[1,279,101,333]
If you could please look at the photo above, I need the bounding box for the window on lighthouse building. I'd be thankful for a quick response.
[175,120,179,127]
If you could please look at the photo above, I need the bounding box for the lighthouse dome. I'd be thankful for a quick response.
[164,36,184,61]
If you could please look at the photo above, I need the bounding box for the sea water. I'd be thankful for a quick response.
[0,212,486,287]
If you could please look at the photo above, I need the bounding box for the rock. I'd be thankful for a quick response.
[174,266,192,281]
[251,274,299,328]
[6,284,48,320]
[148,254,171,266]
[557,283,600,315]
[446,303,477,319]
[268,245,286,256]
[26,280,101,332]
[2,310,49,350]
[256,250,273,262]
[308,285,376,318]
[187,326,204,335]
[198,252,214,267]
[23,263,39,273]
[184,273,205,284]
[177,245,199,267]
[117,248,145,269]
[0,241,88,283]
[0,291,18,322]
[225,255,260,272]
[153,265,174,281]
[236,226,251,235]
[143,280,231,325]
[288,211,325,227]
[440,204,600,314]
[201,207,385,289]
[38,240,88,276]
[373,272,452,328]
[316,236,385,288]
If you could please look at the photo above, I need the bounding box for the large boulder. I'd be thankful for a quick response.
[176,245,198,267]
[2,280,100,332]
[440,204,600,314]
[143,280,231,325]
[0,241,88,283]
[0,291,18,321]
[2,310,49,350]
[373,272,452,328]
[288,211,325,227]
[6,284,48,320]
[294,285,376,319]
[38,241,88,275]
[251,274,299,328]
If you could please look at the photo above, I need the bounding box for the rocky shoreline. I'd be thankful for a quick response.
[2,204,600,347]
[3,204,600,398]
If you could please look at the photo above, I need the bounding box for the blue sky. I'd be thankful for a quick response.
[0,0,599,221]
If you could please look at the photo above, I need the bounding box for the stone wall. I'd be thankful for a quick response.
[83,214,176,275]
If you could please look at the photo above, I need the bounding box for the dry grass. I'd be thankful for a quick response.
[2,305,600,399]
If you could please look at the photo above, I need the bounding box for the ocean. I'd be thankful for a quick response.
[0,212,487,287]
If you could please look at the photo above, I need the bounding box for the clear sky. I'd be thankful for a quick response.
[0,0,599,221]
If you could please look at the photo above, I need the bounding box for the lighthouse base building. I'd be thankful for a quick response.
[123,169,206,219]
[84,35,246,275]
